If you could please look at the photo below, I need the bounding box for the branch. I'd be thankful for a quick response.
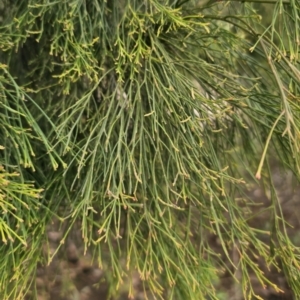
[218,0,290,3]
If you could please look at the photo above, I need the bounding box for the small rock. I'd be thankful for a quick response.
[80,286,92,300]
[35,277,45,289]
[67,242,79,264]
[48,231,62,242]
[253,188,264,199]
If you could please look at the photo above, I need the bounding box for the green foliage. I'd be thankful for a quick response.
[0,0,300,299]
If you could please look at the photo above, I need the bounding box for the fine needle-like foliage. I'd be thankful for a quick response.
[0,0,300,299]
